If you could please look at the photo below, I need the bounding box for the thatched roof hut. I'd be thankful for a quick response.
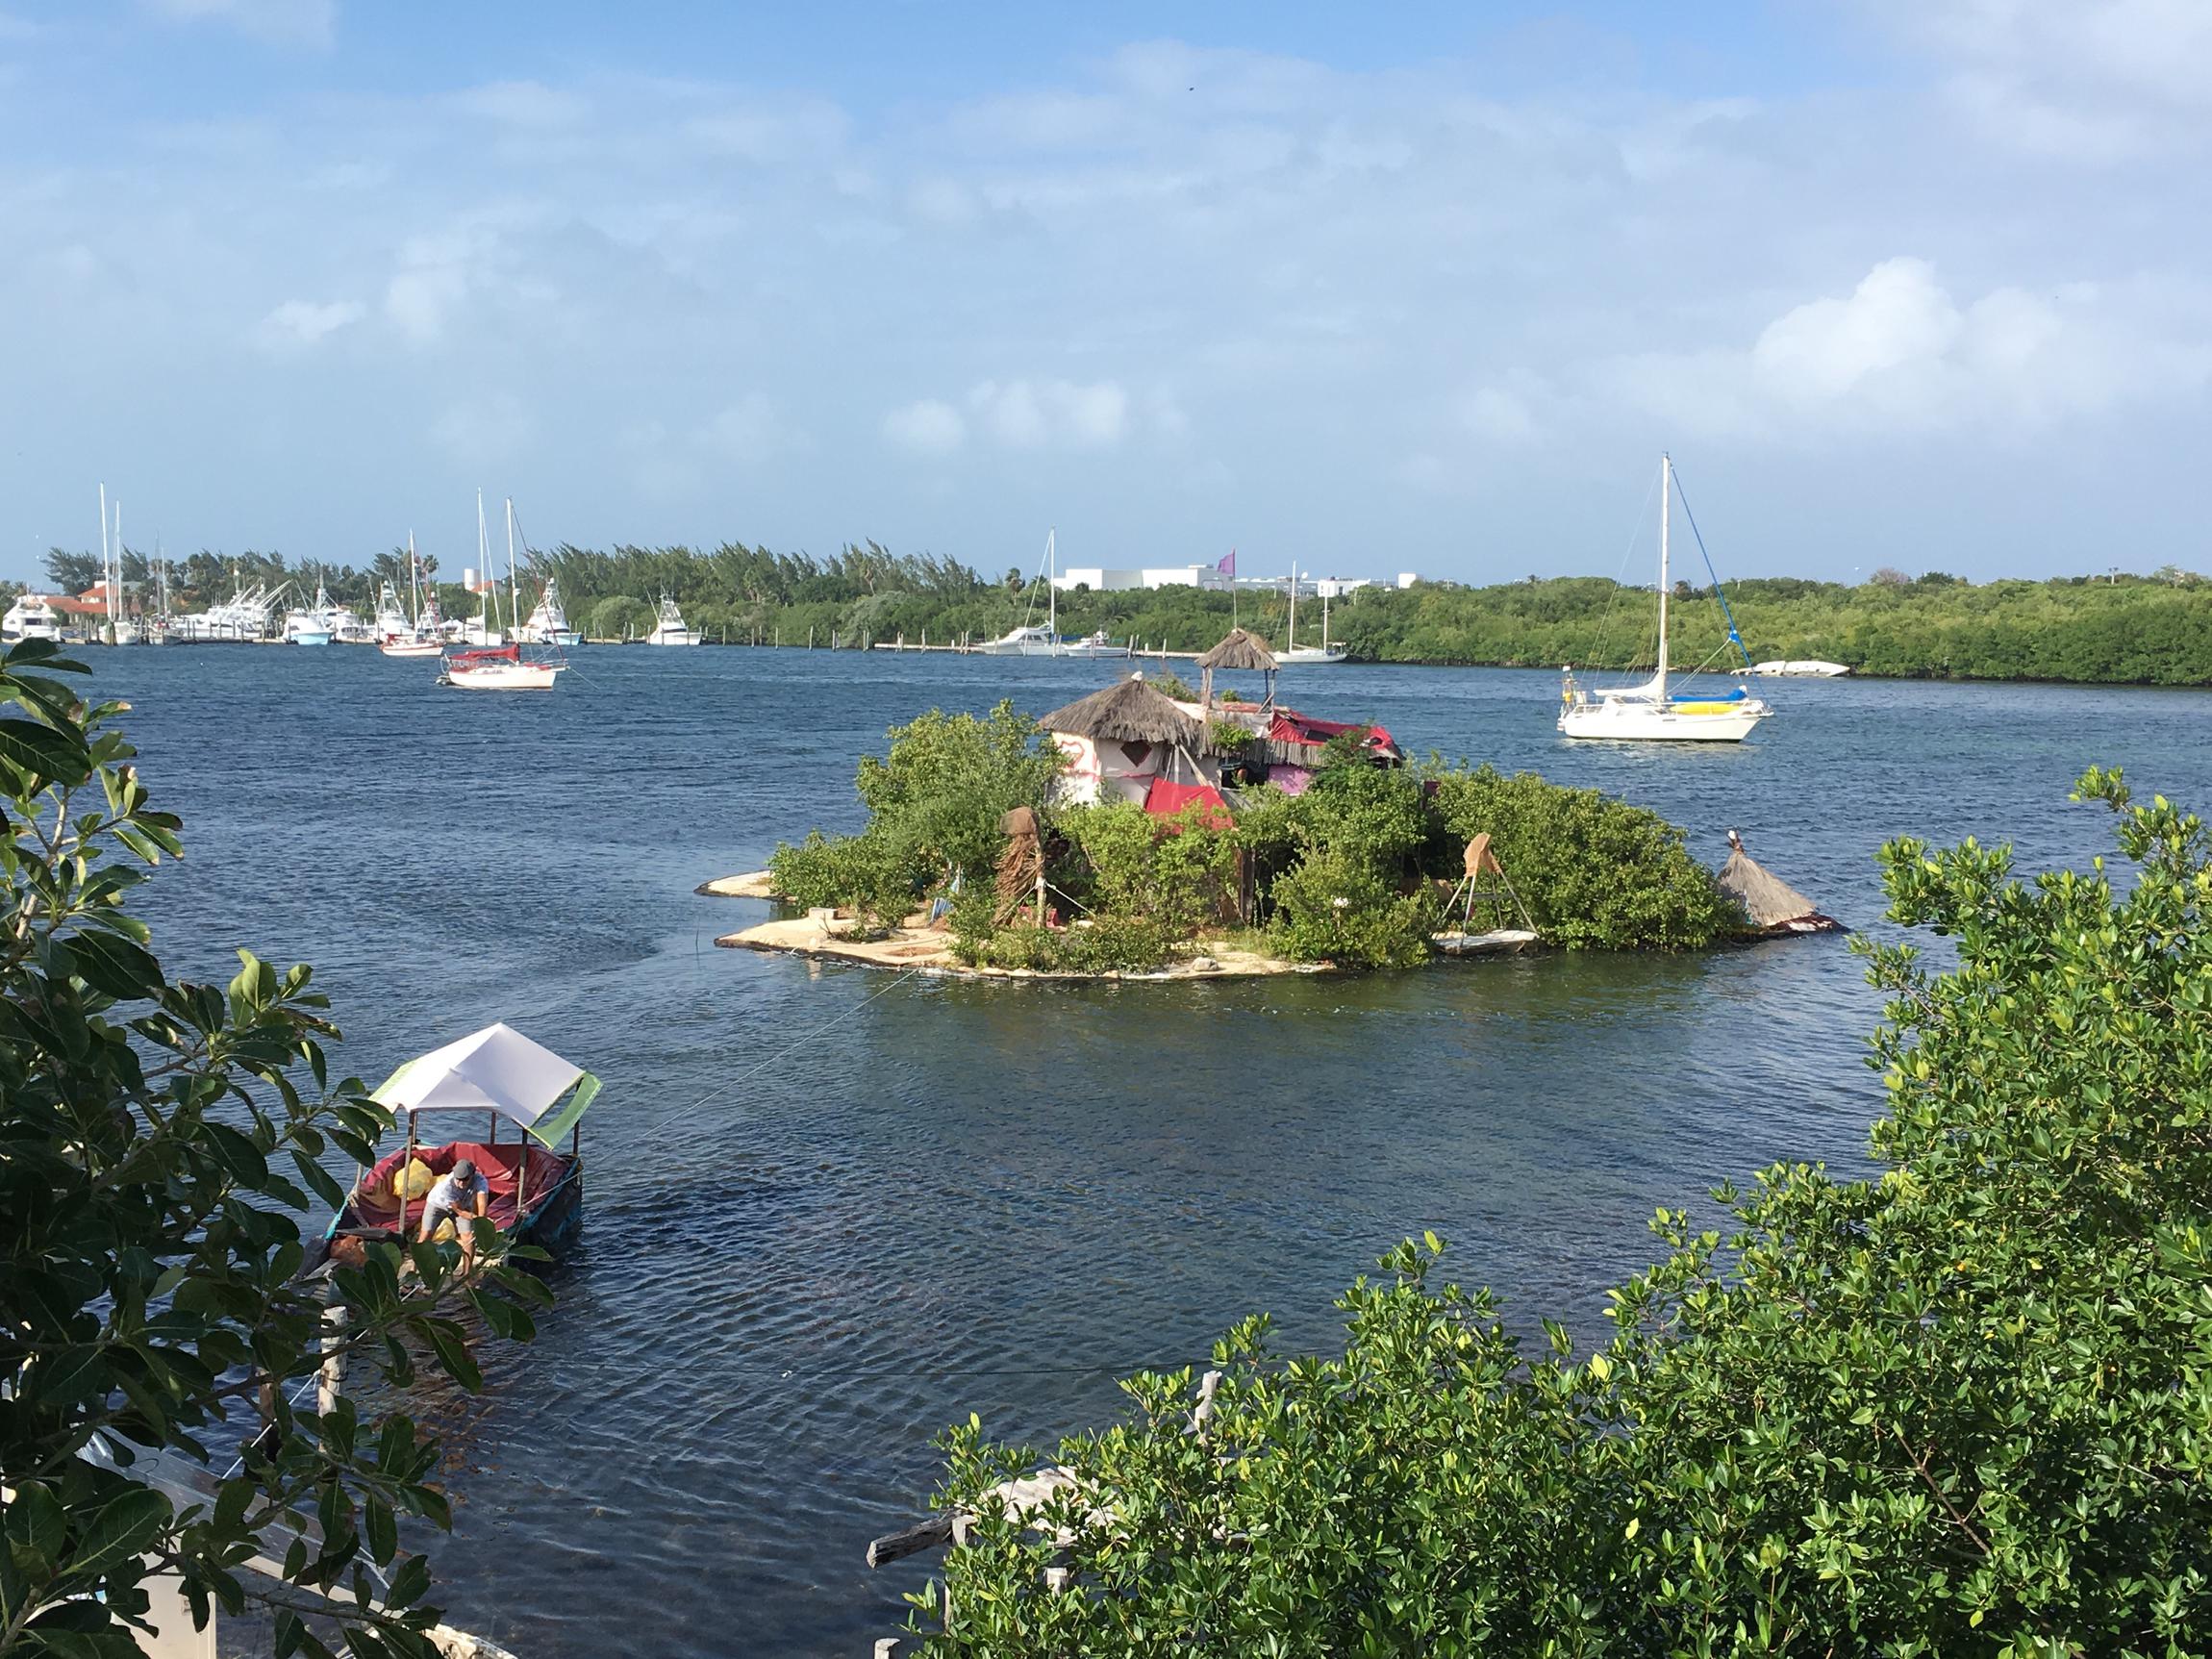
[1196,628,1278,672]
[1717,831,1832,930]
[1037,674,1203,748]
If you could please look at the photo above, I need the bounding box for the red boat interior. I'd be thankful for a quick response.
[343,1137,573,1237]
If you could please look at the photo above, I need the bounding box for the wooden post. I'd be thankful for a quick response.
[317,1297,348,1418]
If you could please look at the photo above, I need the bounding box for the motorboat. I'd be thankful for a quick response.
[328,1022,600,1261]
[1749,660,1849,677]
[517,576,583,647]
[968,530,1125,657]
[2,594,64,643]
[1559,455,1773,742]
[643,594,700,645]
[176,583,279,642]
[440,641,565,690]
[283,583,339,645]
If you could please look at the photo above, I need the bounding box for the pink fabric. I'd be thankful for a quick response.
[1143,778,1233,829]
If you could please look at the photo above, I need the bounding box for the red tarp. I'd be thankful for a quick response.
[1268,707,1398,754]
[1143,777,1233,830]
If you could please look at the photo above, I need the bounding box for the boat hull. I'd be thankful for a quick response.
[378,640,444,658]
[1275,648,1346,665]
[443,662,566,690]
[1559,701,1769,742]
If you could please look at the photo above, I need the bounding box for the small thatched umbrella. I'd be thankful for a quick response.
[1194,627,1278,715]
[1717,829,1837,933]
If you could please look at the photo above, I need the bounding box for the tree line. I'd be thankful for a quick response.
[28,540,2212,682]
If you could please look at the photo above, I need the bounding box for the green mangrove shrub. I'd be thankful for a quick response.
[769,700,1064,922]
[1266,845,1438,969]
[0,641,546,1659]
[911,771,2212,1654]
[1427,763,1740,949]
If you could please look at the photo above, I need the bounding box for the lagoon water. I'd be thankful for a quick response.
[90,645,2212,1656]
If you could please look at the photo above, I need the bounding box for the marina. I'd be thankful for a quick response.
[87,642,2212,1656]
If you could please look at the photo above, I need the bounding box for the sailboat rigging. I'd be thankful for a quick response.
[1557,454,1772,742]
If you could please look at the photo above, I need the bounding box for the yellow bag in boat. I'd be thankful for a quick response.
[397,1159,438,1199]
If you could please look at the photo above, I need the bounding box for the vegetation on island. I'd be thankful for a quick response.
[909,771,2212,1654]
[0,641,543,1658]
[768,701,1741,972]
[35,535,2212,684]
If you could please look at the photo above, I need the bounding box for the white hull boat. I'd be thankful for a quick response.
[1560,454,1772,743]
[643,595,700,645]
[1277,570,1346,664]
[968,530,1126,657]
[1749,659,1849,677]
[444,659,565,690]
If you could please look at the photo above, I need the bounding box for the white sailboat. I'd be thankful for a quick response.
[379,536,444,657]
[1274,568,1345,665]
[968,530,1129,657]
[1559,454,1772,742]
[643,593,700,646]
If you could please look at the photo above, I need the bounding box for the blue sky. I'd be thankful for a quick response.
[2,0,2207,587]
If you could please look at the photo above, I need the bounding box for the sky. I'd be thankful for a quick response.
[2,0,2209,587]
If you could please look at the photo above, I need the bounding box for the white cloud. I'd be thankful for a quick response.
[254,297,362,350]
[453,80,589,129]
[699,394,780,465]
[430,394,535,469]
[1607,257,2212,439]
[883,399,967,456]
[967,379,1129,449]
[1458,386,1539,443]
[138,0,335,49]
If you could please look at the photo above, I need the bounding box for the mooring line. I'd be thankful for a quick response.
[635,963,931,1139]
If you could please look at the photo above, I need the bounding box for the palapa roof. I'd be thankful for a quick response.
[1195,627,1278,672]
[1038,673,1203,747]
[1717,846,1820,929]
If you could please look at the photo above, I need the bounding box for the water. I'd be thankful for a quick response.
[87,646,2212,1656]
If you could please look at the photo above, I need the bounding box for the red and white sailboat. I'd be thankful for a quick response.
[440,494,567,691]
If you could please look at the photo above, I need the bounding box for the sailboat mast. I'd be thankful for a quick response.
[1657,453,1671,691]
[1321,588,1330,652]
[505,497,518,641]
[112,501,122,633]
[476,489,494,637]
[408,531,420,623]
[1047,528,1056,641]
[97,484,110,629]
[1287,566,1297,649]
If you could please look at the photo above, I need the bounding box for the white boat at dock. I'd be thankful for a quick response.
[1274,569,1345,665]
[1559,454,1772,743]
[968,530,1131,658]
[2,594,64,643]
[643,594,700,645]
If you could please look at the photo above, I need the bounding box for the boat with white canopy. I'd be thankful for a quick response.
[643,593,701,645]
[1559,454,1772,742]
[330,1022,601,1258]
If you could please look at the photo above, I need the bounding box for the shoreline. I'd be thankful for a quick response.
[715,911,1324,980]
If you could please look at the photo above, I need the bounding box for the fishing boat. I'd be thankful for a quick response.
[283,583,338,646]
[643,594,700,645]
[1559,454,1772,742]
[327,1022,600,1260]
[517,576,582,647]
[1275,571,1346,665]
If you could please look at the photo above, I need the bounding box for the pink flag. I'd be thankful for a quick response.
[1217,548,1236,577]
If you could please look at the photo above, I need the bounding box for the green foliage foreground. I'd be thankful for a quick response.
[0,641,543,1659]
[914,770,2211,1655]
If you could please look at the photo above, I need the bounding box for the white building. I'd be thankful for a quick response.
[1050,564,1233,594]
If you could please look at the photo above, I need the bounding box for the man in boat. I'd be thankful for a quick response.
[418,1157,492,1263]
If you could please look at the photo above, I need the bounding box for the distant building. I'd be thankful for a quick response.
[1050,565,1232,594]
[1047,566,1419,597]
